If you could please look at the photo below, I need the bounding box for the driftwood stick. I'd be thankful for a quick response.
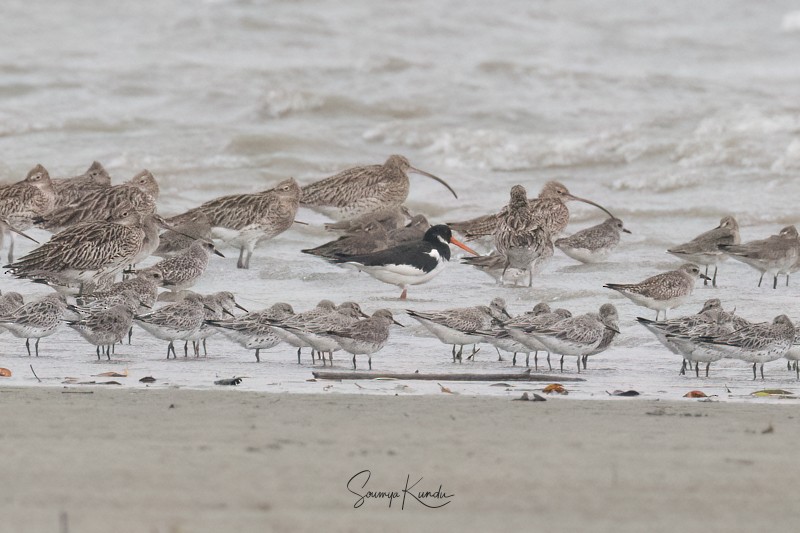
[312,370,585,382]
[30,364,42,383]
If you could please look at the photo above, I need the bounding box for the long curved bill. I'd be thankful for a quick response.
[568,194,616,219]
[449,236,478,256]
[0,218,39,244]
[410,166,459,199]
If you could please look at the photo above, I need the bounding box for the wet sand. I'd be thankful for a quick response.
[1,387,798,533]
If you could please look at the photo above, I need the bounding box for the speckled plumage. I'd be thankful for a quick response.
[81,270,163,310]
[183,292,245,356]
[52,161,112,209]
[208,302,295,362]
[133,293,207,359]
[0,294,66,356]
[604,263,708,320]
[67,300,136,360]
[302,221,389,259]
[267,300,338,362]
[325,309,400,369]
[37,169,159,231]
[0,164,56,262]
[324,205,410,233]
[167,177,300,269]
[719,225,800,289]
[6,206,148,291]
[667,216,739,286]
[301,155,457,221]
[555,217,629,264]
[0,292,24,316]
[140,240,219,291]
[153,214,213,258]
[285,302,367,364]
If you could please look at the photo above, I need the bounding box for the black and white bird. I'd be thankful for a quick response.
[329,224,477,299]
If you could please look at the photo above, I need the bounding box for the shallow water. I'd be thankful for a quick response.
[1,0,799,402]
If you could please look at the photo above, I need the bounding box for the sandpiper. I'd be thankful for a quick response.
[555,217,630,264]
[323,309,403,370]
[301,221,389,259]
[407,298,511,362]
[284,301,368,365]
[0,291,24,317]
[139,240,224,292]
[36,169,159,231]
[460,251,528,285]
[153,214,213,258]
[785,333,800,380]
[184,291,246,357]
[66,294,138,360]
[675,315,796,380]
[7,203,149,293]
[530,304,620,373]
[504,305,573,370]
[667,216,740,287]
[604,263,710,320]
[0,293,66,356]
[300,155,457,221]
[719,225,800,289]
[0,164,56,262]
[386,214,431,244]
[493,185,553,287]
[133,293,207,359]
[329,224,477,299]
[324,205,410,233]
[51,161,112,209]
[167,177,301,269]
[267,300,338,363]
[207,302,295,362]
[449,181,616,242]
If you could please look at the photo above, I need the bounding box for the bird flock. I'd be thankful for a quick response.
[0,157,798,381]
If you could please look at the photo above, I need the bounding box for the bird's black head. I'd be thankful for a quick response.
[423,224,477,259]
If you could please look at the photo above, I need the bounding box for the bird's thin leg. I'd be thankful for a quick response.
[255,348,260,363]
[400,287,408,300]
[577,357,581,373]
[712,266,718,288]
[96,345,101,360]
[203,338,208,356]
[705,363,710,377]
[452,345,456,363]
[183,341,189,357]
[773,275,778,290]
[703,265,709,286]
[760,364,765,380]
[752,362,757,380]
[35,338,40,357]
[495,347,502,361]
[534,351,538,371]
[582,355,588,370]
[694,362,699,378]
[457,345,463,363]
[560,355,564,373]
[680,360,686,375]
[106,345,111,361]
[352,354,357,370]
[297,347,301,364]
[128,327,133,344]
[512,352,517,366]
[368,356,372,370]
[7,232,14,264]
[237,247,245,269]
[25,338,31,357]
[547,352,552,371]
[789,360,792,371]
[758,273,764,287]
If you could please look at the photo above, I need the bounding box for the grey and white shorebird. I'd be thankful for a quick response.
[719,225,800,289]
[0,293,66,356]
[0,164,55,262]
[133,293,207,359]
[504,305,573,370]
[386,214,431,245]
[406,298,511,362]
[784,333,800,380]
[672,315,796,380]
[529,304,620,373]
[323,309,403,370]
[460,251,528,285]
[449,181,616,242]
[555,217,631,264]
[604,263,710,320]
[266,299,338,363]
[138,240,224,292]
[493,185,554,286]
[51,161,112,210]
[184,291,247,357]
[471,303,553,365]
[329,224,477,300]
[283,302,368,366]
[300,155,458,221]
[667,216,740,287]
[167,177,301,269]
[65,292,139,360]
[207,302,295,362]
[35,169,160,231]
[637,299,746,376]
[6,203,149,294]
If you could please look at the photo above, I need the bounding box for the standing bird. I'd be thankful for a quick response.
[0,293,66,356]
[449,181,616,242]
[406,298,511,362]
[0,291,24,317]
[51,161,112,209]
[530,304,620,373]
[0,164,56,262]
[555,217,631,264]
[493,185,554,286]
[504,306,574,370]
[184,291,247,357]
[207,302,295,362]
[329,224,477,300]
[301,220,390,259]
[66,293,139,360]
[785,334,800,380]
[167,177,300,269]
[323,309,403,370]
[719,225,800,289]
[133,293,207,359]
[324,205,410,233]
[283,302,368,365]
[667,216,740,287]
[138,240,223,292]
[35,169,159,231]
[266,300,338,363]
[6,204,149,294]
[676,315,796,380]
[460,251,529,285]
[604,263,710,320]
[153,213,213,258]
[300,155,458,221]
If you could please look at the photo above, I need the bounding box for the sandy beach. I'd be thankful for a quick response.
[1,387,798,533]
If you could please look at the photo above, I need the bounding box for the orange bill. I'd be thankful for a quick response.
[450,236,479,256]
